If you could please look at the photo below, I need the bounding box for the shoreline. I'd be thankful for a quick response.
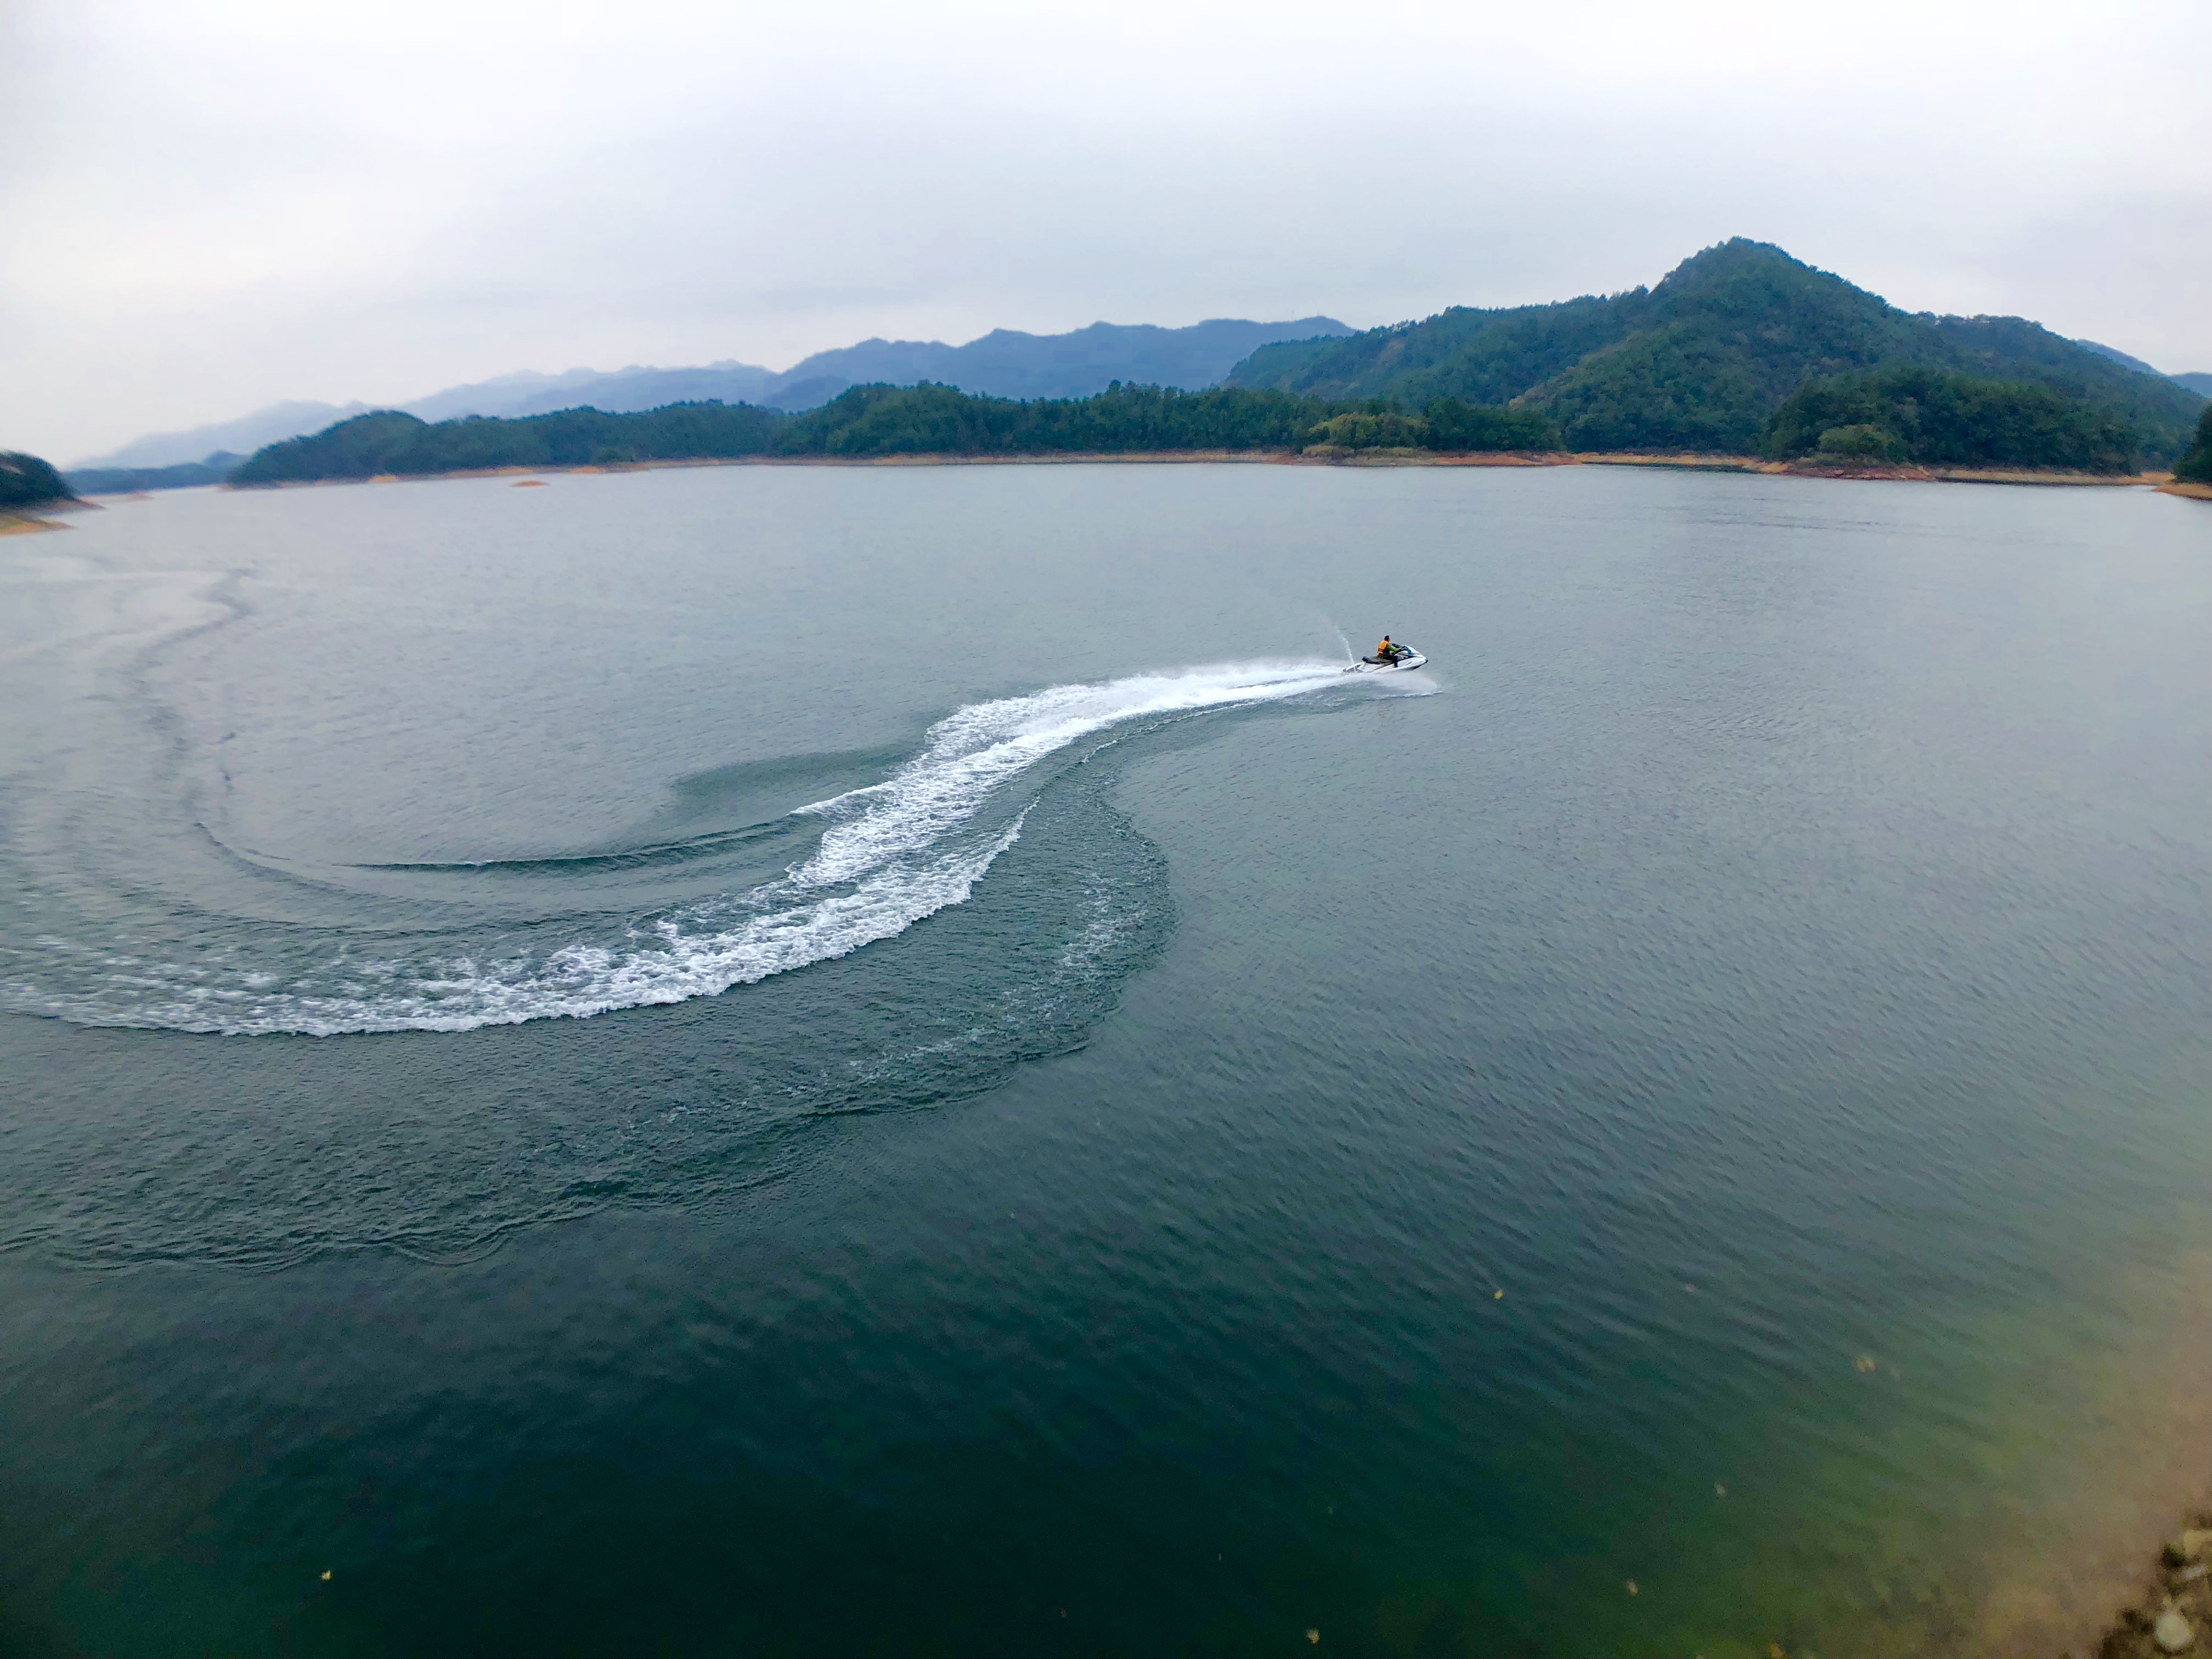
[0,505,81,535]
[1989,1240,2212,1659]
[215,452,2180,493]
[2092,1505,2212,1658]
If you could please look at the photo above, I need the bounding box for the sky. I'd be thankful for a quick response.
[4,0,2208,463]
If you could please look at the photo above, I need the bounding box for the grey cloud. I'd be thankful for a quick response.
[5,0,2208,460]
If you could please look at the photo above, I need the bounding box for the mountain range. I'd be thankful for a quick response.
[69,316,1350,472]
[64,246,2210,485]
[1226,240,2205,462]
[228,230,2208,483]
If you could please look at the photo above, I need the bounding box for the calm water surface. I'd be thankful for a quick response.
[1,465,2207,1657]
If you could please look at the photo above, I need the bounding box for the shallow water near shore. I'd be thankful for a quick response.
[1,465,2207,1657]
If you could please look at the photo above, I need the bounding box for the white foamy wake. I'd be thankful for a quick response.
[792,658,1357,886]
[17,659,1370,1035]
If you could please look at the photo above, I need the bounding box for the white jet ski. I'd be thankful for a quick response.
[1346,645,1427,674]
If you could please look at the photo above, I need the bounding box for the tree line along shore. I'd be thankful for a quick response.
[14,386,2212,510]
[209,371,2212,489]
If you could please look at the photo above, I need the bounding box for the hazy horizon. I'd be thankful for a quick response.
[6,0,2208,461]
[55,313,1359,469]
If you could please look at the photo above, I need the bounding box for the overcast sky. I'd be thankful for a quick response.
[5,0,2208,462]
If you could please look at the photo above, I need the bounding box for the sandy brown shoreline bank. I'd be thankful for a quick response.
[0,505,82,535]
[1582,454,2174,487]
[218,452,2180,492]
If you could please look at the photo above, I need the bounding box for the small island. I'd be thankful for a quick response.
[0,450,79,533]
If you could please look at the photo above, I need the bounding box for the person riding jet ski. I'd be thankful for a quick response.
[1373,635,1410,665]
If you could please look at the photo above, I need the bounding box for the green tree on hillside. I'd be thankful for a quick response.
[1762,365,2139,471]
[1418,399,1561,451]
[1813,424,1905,462]
[2174,404,2212,483]
[1306,411,1429,449]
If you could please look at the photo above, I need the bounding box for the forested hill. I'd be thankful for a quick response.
[1227,240,2204,462]
[227,384,1560,483]
[1,451,74,509]
[228,253,2198,486]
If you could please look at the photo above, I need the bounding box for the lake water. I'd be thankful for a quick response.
[2,463,2207,1658]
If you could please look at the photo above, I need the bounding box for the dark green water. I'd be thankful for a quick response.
[1,465,2207,1657]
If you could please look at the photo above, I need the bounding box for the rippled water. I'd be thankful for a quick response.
[10,659,1375,1035]
[1,465,2207,1657]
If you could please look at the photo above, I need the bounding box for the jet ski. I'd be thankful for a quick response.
[1346,645,1427,674]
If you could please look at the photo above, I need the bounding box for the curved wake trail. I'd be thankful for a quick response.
[7,659,1365,1035]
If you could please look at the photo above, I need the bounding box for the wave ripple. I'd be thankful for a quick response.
[3,659,1373,1035]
